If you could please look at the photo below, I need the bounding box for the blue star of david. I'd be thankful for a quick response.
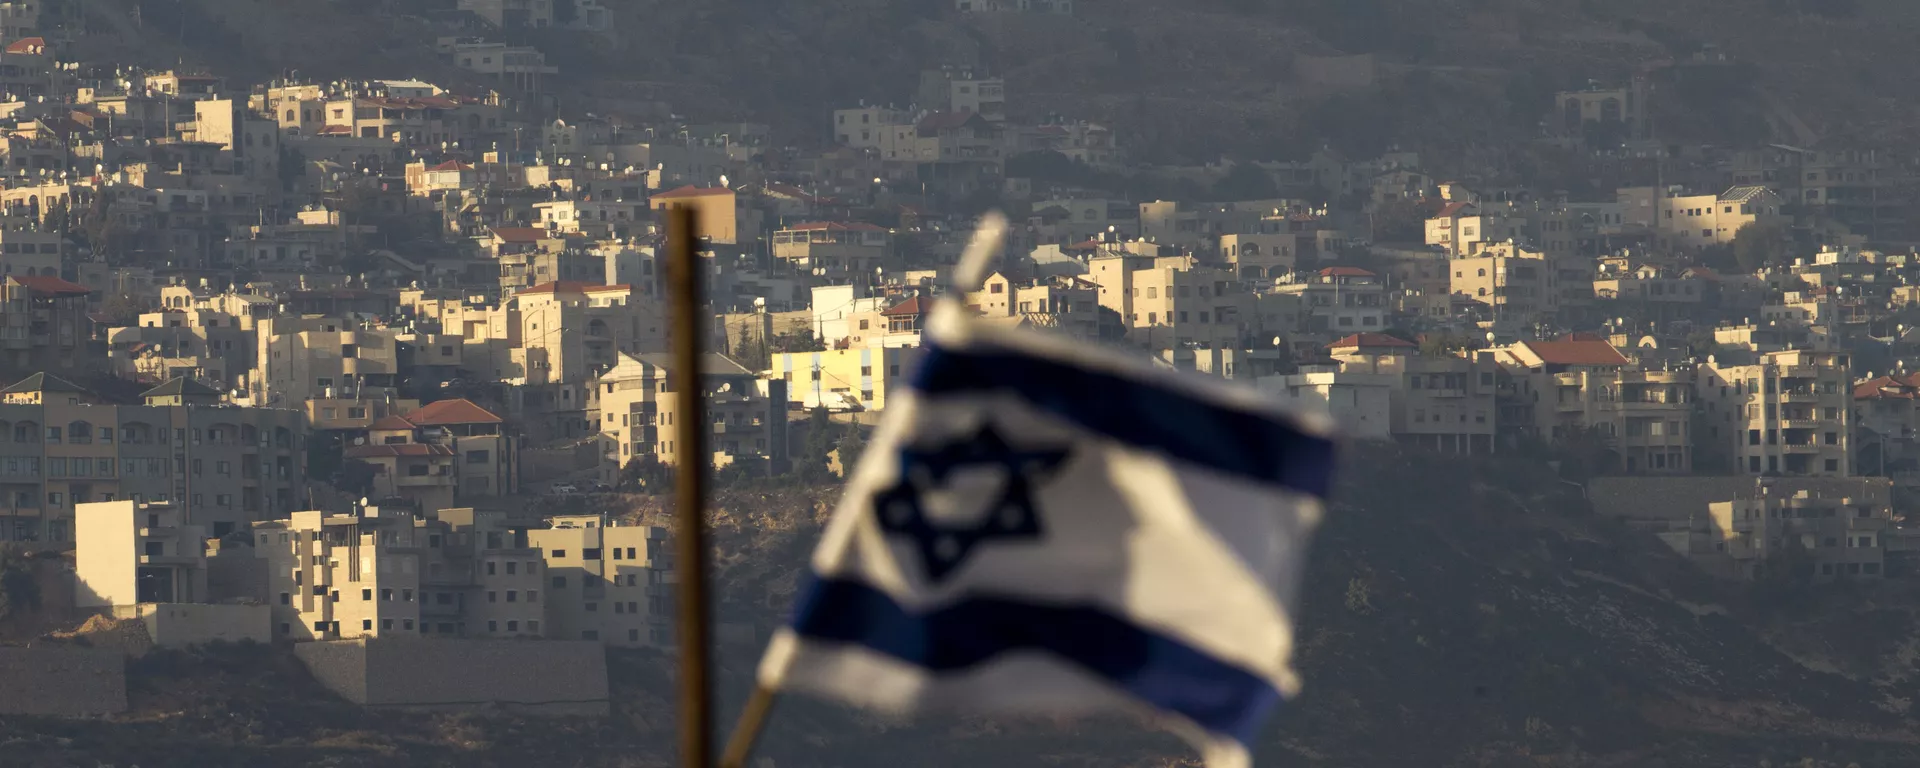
[871,423,1072,583]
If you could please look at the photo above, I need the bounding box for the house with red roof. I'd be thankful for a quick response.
[1487,338,1699,473]
[354,398,519,500]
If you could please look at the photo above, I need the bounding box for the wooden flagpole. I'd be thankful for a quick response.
[667,206,715,768]
[716,212,1010,768]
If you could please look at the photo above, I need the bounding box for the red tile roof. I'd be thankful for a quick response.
[1855,373,1920,400]
[344,443,453,458]
[8,275,90,296]
[406,398,503,426]
[1328,332,1415,349]
[1518,339,1629,367]
[368,415,415,430]
[1318,266,1377,278]
[1434,201,1475,218]
[489,226,547,243]
[784,221,886,233]
[915,111,984,133]
[651,185,731,200]
[428,160,472,172]
[881,296,929,317]
[518,281,633,295]
[3,37,44,55]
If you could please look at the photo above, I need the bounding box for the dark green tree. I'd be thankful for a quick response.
[1209,163,1280,201]
[1730,222,1791,272]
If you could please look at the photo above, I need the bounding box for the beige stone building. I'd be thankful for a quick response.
[75,500,207,607]
[1086,253,1244,349]
[253,507,549,642]
[772,222,894,280]
[1651,185,1787,250]
[1488,339,1694,473]
[592,351,785,481]
[1698,349,1852,477]
[1700,478,1890,580]
[0,375,307,545]
[1219,233,1299,281]
[527,514,672,646]
[768,347,921,413]
[1329,333,1498,454]
[648,186,737,244]
[252,316,402,424]
[1271,266,1388,339]
[1450,241,1558,326]
[969,272,1106,341]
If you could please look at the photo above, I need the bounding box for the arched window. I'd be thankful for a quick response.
[1477,268,1486,276]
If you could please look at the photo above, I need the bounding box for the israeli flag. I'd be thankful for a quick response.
[757,300,1337,767]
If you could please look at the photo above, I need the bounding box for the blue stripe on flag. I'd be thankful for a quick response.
[911,345,1336,497]
[791,576,1282,747]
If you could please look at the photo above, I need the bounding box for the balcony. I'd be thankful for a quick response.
[1781,444,1828,455]
[139,552,197,566]
[1778,391,1824,403]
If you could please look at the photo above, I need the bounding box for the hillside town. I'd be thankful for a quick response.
[0,0,1915,724]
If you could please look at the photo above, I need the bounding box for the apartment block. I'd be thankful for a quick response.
[258,505,626,642]
[1329,333,1497,454]
[0,375,306,545]
[592,351,786,480]
[1271,266,1387,338]
[1703,478,1890,580]
[771,222,894,281]
[75,500,207,607]
[769,347,921,412]
[1699,349,1852,477]
[1450,241,1559,326]
[1087,253,1245,349]
[527,515,671,647]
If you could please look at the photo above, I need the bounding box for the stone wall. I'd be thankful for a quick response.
[125,603,273,648]
[0,646,127,716]
[295,638,608,715]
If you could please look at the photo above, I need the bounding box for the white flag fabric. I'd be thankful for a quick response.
[758,300,1337,767]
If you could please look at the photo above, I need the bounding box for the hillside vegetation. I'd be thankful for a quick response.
[47,0,1920,168]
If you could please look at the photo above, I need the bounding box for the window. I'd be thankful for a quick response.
[488,591,498,603]
[506,561,518,575]
[585,602,598,612]
[381,589,394,601]
[583,548,602,560]
[528,590,539,602]
[362,619,374,631]
[487,562,496,575]
[362,588,373,600]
